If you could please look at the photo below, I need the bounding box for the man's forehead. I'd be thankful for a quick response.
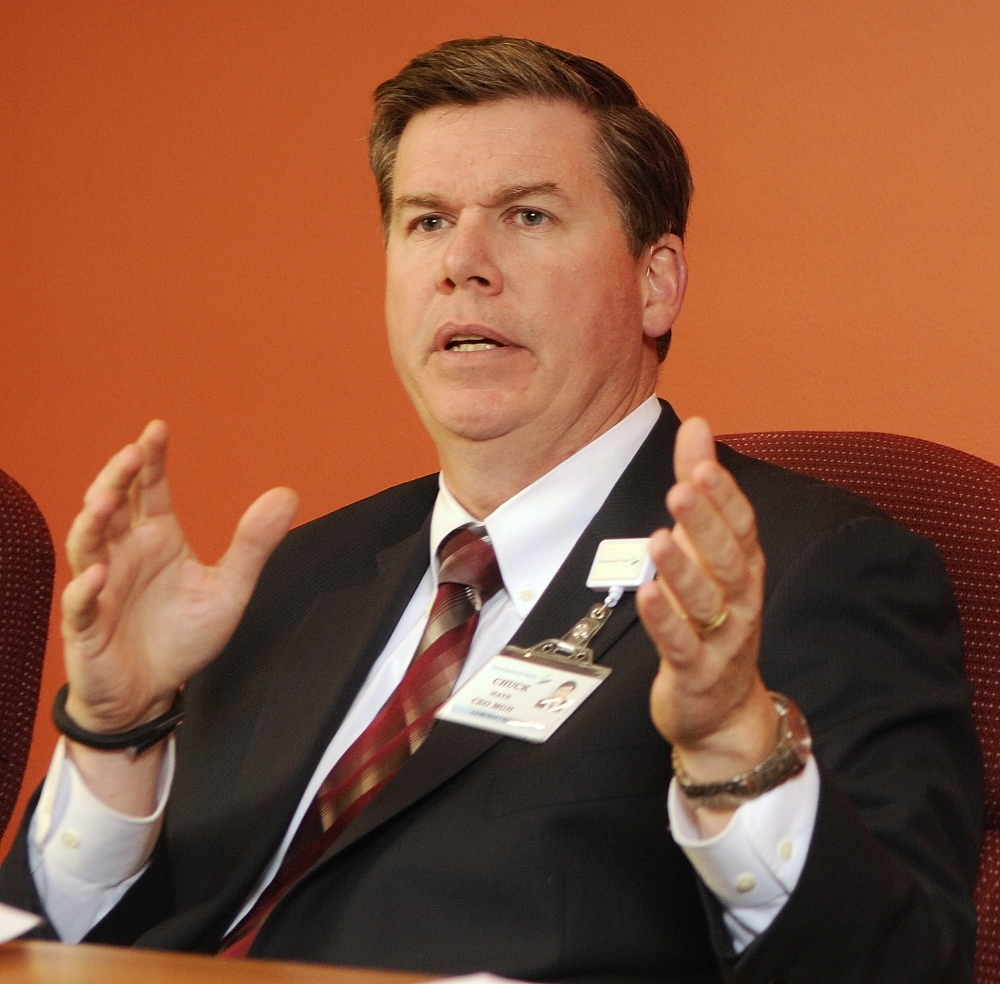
[390,97,604,204]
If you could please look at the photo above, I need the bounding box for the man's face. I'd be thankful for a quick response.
[384,98,670,469]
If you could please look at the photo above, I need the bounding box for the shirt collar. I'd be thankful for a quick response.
[430,395,661,618]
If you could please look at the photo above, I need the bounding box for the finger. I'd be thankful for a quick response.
[635,572,700,666]
[66,484,131,576]
[674,416,717,484]
[82,441,145,510]
[647,528,727,631]
[666,481,748,595]
[217,487,300,604]
[75,439,149,561]
[132,420,173,520]
[62,563,109,637]
[690,459,760,556]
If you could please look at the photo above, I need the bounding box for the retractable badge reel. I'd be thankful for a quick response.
[436,538,655,742]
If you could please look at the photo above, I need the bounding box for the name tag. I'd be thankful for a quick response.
[436,538,648,742]
[436,647,609,743]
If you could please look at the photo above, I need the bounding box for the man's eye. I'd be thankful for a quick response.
[517,209,547,226]
[415,216,445,232]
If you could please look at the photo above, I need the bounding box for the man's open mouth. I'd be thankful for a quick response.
[445,334,505,352]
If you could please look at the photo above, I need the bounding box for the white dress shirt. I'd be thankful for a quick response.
[30,395,818,951]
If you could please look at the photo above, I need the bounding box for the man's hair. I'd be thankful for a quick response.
[368,37,693,361]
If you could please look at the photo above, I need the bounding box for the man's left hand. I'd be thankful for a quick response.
[636,417,779,826]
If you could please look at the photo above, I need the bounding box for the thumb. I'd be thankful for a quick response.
[674,417,717,484]
[217,487,300,602]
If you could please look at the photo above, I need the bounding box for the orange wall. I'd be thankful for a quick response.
[2,1,998,855]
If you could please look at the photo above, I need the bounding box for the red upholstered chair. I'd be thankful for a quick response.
[0,469,54,840]
[718,431,1000,984]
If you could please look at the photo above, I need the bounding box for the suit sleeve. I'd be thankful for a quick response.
[726,514,982,984]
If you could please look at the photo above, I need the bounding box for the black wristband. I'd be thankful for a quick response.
[52,684,184,755]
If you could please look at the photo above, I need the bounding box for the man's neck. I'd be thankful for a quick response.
[438,392,659,519]
[439,440,576,519]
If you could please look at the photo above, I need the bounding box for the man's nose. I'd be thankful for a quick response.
[439,214,503,294]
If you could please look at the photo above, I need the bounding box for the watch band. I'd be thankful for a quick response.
[52,684,185,755]
[672,692,812,810]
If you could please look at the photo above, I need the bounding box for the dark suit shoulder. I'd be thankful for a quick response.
[717,441,917,593]
[719,440,888,529]
[217,473,436,670]
[252,473,437,604]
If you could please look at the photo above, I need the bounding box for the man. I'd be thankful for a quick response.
[0,37,981,983]
[535,681,577,712]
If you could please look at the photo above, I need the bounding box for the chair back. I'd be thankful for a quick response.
[0,469,53,840]
[719,431,1000,984]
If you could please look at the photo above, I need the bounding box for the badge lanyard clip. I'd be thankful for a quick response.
[514,585,623,668]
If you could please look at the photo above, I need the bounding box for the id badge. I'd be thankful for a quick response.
[436,538,652,742]
[437,592,618,742]
[436,646,609,742]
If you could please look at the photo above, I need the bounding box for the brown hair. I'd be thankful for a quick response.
[369,37,692,360]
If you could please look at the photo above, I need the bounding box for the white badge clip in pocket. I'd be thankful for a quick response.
[585,537,655,590]
[436,538,652,743]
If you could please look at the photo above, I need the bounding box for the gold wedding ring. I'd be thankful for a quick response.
[695,606,730,636]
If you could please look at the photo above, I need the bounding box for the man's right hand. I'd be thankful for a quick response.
[60,420,298,764]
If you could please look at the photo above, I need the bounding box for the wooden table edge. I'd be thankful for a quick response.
[0,939,436,983]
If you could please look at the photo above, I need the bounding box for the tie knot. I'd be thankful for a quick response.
[437,524,503,604]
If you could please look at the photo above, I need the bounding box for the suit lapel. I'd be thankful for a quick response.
[325,402,681,859]
[222,517,434,872]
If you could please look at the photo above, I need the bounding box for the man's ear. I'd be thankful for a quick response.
[641,234,687,340]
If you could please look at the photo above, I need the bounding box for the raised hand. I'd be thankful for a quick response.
[62,421,299,737]
[636,417,777,818]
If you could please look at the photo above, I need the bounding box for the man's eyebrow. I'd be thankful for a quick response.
[392,182,568,217]
[485,182,567,208]
[392,194,447,216]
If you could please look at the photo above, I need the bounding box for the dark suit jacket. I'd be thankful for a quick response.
[0,403,983,984]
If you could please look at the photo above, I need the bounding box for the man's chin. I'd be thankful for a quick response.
[420,398,528,446]
[434,416,521,445]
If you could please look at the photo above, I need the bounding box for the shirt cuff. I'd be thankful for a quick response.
[32,735,175,886]
[668,755,819,951]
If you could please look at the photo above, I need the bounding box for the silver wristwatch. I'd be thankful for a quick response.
[672,692,812,810]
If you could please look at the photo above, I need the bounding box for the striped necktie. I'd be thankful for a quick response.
[219,523,503,957]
